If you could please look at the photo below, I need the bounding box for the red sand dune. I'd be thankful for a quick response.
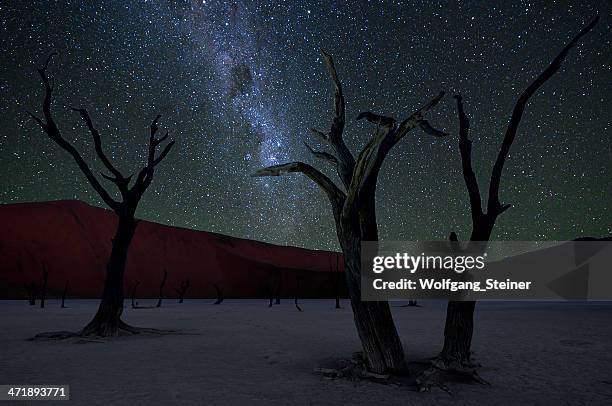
[0,200,344,299]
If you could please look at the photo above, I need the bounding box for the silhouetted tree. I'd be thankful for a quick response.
[61,281,68,308]
[156,269,168,308]
[268,269,282,307]
[40,264,48,309]
[24,281,38,306]
[253,50,448,373]
[175,278,190,303]
[28,55,175,337]
[274,270,282,305]
[418,16,599,391]
[211,282,224,305]
[332,253,342,309]
[294,271,303,312]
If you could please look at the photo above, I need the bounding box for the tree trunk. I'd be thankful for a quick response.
[131,280,139,309]
[341,230,405,374]
[81,215,138,336]
[61,282,68,308]
[294,272,303,312]
[156,269,167,308]
[440,232,489,364]
[40,267,48,309]
[440,300,476,363]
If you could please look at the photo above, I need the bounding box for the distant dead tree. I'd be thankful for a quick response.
[61,281,68,308]
[211,282,224,305]
[294,271,303,312]
[253,50,448,373]
[40,264,48,309]
[175,278,190,303]
[274,270,282,305]
[418,16,599,391]
[332,253,342,309]
[24,281,38,306]
[156,269,168,308]
[268,269,282,307]
[130,280,140,309]
[28,55,175,337]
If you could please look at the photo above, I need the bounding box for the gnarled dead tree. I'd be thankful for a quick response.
[27,55,175,337]
[253,50,448,374]
[418,16,599,391]
[156,269,168,308]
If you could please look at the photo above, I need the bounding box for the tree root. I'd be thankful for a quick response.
[314,352,403,385]
[413,354,489,393]
[31,319,175,341]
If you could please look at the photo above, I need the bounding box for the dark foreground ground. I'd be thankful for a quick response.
[1,300,611,405]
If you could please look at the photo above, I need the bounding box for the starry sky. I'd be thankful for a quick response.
[0,0,610,250]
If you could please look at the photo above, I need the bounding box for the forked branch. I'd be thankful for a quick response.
[27,55,119,211]
[28,54,177,209]
[317,49,355,189]
[347,91,448,210]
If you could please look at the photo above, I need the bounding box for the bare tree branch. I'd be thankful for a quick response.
[454,95,483,222]
[418,119,448,138]
[395,91,447,141]
[487,15,599,215]
[28,55,119,211]
[304,142,338,166]
[346,91,447,211]
[132,115,175,195]
[153,140,176,166]
[252,162,346,211]
[356,112,396,127]
[309,128,329,142]
[320,49,355,189]
[72,108,130,193]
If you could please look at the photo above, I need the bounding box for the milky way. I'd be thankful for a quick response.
[0,1,610,250]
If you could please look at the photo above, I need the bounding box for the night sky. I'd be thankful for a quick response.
[0,1,609,250]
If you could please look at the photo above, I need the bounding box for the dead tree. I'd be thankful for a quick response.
[211,282,224,305]
[40,264,48,309]
[332,253,342,309]
[61,281,68,308]
[418,16,599,391]
[253,50,448,373]
[294,271,303,312]
[274,270,282,305]
[131,280,140,309]
[268,269,282,307]
[175,278,190,303]
[24,281,38,306]
[156,269,168,308]
[27,55,175,337]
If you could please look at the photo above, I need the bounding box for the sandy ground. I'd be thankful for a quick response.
[1,299,611,405]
